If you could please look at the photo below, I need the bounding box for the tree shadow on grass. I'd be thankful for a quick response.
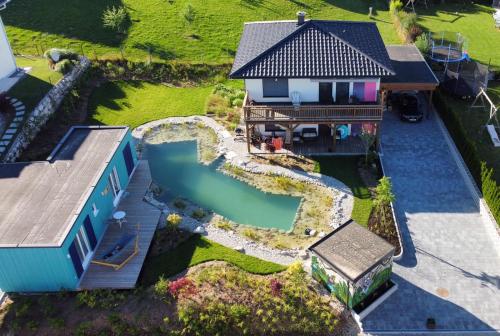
[133,43,177,61]
[2,0,127,48]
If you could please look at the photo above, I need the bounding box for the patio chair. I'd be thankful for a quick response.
[91,225,140,270]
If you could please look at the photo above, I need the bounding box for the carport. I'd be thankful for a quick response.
[381,45,439,107]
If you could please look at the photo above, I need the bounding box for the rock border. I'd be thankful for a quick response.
[133,116,354,265]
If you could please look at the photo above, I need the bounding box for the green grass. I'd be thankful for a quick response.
[88,80,212,128]
[313,156,373,226]
[8,57,63,112]
[140,235,286,286]
[3,0,399,63]
[418,3,500,69]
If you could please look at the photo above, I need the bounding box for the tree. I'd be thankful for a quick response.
[373,177,395,229]
[102,6,130,34]
[360,129,376,165]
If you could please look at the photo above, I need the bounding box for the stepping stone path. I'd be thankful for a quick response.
[0,96,26,157]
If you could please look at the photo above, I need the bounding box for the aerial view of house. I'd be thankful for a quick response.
[0,0,499,334]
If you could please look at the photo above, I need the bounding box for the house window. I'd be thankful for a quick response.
[74,226,92,267]
[92,203,99,217]
[262,78,289,97]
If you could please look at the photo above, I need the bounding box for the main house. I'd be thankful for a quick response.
[0,126,137,292]
[230,13,438,154]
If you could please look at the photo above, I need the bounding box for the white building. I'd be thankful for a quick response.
[0,6,17,81]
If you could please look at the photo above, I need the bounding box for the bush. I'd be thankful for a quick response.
[415,33,430,54]
[205,94,229,117]
[400,12,418,32]
[182,4,196,24]
[54,59,74,74]
[44,48,78,63]
[154,276,170,299]
[168,277,196,298]
[481,163,500,225]
[389,0,403,14]
[102,6,130,33]
[191,208,205,220]
[166,213,182,228]
[232,98,243,107]
[76,289,126,309]
[173,198,187,209]
[215,219,233,231]
[242,228,260,241]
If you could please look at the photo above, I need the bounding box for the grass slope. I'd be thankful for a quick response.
[88,80,212,128]
[313,156,373,226]
[3,0,399,63]
[141,235,286,286]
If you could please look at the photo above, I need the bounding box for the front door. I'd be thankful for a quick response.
[319,82,333,104]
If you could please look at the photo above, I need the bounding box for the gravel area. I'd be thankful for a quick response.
[134,116,354,266]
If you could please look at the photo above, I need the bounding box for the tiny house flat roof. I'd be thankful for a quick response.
[309,219,395,282]
[0,126,128,248]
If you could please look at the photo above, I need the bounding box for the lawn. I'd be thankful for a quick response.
[418,3,500,69]
[3,0,399,63]
[140,235,286,286]
[88,80,212,128]
[8,57,62,113]
[313,156,373,226]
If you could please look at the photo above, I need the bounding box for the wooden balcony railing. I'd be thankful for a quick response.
[243,92,383,123]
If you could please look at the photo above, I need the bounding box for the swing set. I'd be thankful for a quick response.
[469,88,500,147]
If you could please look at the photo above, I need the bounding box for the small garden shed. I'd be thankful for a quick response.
[308,219,396,319]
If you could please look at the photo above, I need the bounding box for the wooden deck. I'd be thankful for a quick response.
[79,160,161,289]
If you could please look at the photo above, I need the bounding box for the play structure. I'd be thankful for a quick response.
[425,31,489,100]
[469,88,500,147]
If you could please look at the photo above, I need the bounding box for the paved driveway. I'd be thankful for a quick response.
[362,107,500,334]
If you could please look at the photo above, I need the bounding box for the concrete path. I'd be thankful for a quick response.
[362,109,500,334]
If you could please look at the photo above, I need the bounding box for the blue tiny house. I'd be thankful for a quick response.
[0,126,138,292]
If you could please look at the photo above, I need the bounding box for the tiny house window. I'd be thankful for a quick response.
[262,78,289,97]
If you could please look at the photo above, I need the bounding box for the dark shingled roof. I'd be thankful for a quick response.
[230,20,395,79]
[308,219,395,282]
[382,45,439,85]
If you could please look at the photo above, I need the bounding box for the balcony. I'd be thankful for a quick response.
[243,92,384,124]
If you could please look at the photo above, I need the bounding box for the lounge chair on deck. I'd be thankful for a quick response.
[91,227,139,270]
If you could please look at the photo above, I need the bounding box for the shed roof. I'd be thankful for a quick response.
[308,219,395,282]
[230,20,395,79]
[381,45,439,90]
[0,126,128,248]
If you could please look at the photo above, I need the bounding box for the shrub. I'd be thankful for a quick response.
[48,317,65,329]
[400,12,418,32]
[274,176,294,191]
[415,33,430,54]
[215,219,233,231]
[205,94,229,116]
[166,213,182,228]
[270,278,283,297]
[389,0,403,14]
[102,6,130,33]
[154,276,170,299]
[76,289,126,309]
[43,48,78,63]
[242,228,260,241]
[54,59,74,74]
[168,277,196,298]
[173,198,186,209]
[191,208,205,220]
[481,163,500,225]
[232,98,243,107]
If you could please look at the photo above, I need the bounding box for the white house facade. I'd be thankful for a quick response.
[0,15,16,80]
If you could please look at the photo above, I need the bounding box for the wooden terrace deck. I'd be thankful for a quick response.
[79,160,161,289]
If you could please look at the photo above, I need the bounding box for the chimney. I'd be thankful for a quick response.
[297,11,306,25]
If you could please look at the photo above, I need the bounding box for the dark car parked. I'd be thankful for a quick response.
[395,93,422,122]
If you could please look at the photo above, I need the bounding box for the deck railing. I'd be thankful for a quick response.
[243,92,384,123]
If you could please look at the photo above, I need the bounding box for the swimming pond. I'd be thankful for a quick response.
[145,140,301,231]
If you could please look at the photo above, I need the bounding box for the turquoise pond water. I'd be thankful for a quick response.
[145,140,301,231]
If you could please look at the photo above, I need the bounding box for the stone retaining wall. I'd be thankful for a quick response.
[2,56,90,162]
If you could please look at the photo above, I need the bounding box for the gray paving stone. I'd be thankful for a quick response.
[362,106,500,333]
[5,129,16,134]
[13,117,23,122]
[0,146,5,153]
[1,134,13,140]
[15,112,24,117]
[0,141,8,146]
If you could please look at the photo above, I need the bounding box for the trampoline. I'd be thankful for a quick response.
[428,31,470,64]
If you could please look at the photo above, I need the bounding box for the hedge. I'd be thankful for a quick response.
[433,91,500,225]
